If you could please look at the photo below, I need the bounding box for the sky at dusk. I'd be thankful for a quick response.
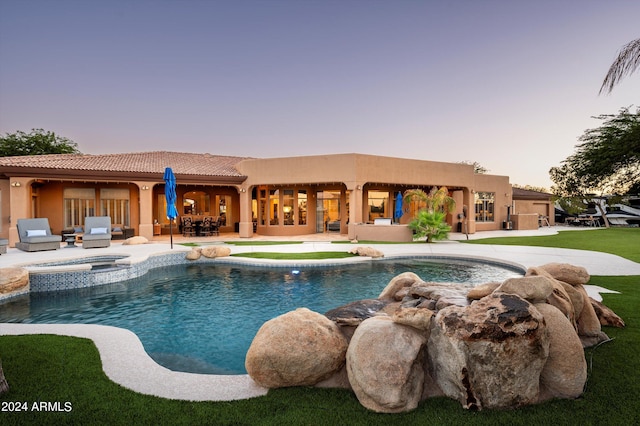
[1,0,638,189]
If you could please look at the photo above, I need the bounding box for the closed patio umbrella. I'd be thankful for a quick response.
[164,167,179,249]
[394,191,403,223]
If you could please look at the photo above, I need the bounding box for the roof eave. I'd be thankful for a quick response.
[0,167,247,184]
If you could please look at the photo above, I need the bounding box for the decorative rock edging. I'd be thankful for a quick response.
[245,262,625,413]
[185,246,231,261]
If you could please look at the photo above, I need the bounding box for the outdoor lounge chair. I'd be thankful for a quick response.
[16,218,62,252]
[82,216,112,249]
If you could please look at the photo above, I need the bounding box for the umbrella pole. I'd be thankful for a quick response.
[170,220,173,249]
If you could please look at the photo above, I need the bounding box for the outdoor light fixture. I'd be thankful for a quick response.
[141,185,150,190]
[11,181,21,187]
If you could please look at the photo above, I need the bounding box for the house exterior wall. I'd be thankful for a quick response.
[0,179,9,239]
[514,200,555,225]
[469,173,512,231]
[1,152,516,244]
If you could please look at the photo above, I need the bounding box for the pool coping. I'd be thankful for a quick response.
[1,238,638,401]
[0,323,269,401]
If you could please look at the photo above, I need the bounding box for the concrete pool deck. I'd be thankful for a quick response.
[1,226,639,401]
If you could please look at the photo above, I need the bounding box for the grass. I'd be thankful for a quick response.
[1,228,639,424]
[1,276,637,425]
[225,241,305,246]
[463,227,640,263]
[231,251,357,260]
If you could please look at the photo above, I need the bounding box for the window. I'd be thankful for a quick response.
[298,190,307,225]
[269,189,279,225]
[101,188,130,226]
[64,188,95,228]
[283,190,294,225]
[259,189,266,226]
[368,191,389,222]
[215,195,230,226]
[183,191,210,215]
[475,192,495,222]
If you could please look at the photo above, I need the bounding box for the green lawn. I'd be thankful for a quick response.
[1,229,639,425]
[464,227,640,263]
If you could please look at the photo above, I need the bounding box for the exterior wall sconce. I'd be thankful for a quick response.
[240,188,246,193]
[141,185,150,190]
[11,181,21,187]
[356,185,362,190]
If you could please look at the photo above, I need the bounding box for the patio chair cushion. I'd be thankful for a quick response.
[90,227,108,235]
[27,229,47,237]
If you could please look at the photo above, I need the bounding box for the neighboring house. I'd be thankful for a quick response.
[0,151,514,246]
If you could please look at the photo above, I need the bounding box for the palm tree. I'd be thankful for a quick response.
[600,38,640,94]
[404,187,456,243]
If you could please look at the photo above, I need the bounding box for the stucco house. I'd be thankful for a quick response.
[0,151,552,246]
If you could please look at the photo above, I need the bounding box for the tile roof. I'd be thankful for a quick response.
[512,187,552,199]
[0,151,250,177]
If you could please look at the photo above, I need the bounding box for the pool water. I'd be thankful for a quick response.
[0,258,522,374]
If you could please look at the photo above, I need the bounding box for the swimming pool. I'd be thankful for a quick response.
[0,258,522,374]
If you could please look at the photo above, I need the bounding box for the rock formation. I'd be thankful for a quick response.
[244,262,624,413]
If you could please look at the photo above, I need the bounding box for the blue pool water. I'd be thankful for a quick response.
[0,258,522,374]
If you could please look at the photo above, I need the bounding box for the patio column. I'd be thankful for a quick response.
[465,188,476,234]
[347,183,364,240]
[238,186,253,238]
[135,182,155,240]
[7,177,32,247]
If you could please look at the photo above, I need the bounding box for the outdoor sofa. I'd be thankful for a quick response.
[82,216,112,249]
[16,218,62,252]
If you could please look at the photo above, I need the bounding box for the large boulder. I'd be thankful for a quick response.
[122,236,148,245]
[392,306,434,331]
[378,272,424,301]
[348,246,384,258]
[526,267,584,327]
[590,298,625,328]
[346,316,428,413]
[0,267,29,297]
[428,293,549,410]
[537,263,590,286]
[573,285,610,347]
[466,282,501,300]
[534,303,587,401]
[495,276,555,303]
[325,299,389,327]
[401,282,470,311]
[245,308,348,388]
[201,246,231,258]
[185,248,202,260]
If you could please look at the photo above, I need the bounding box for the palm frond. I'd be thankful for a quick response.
[600,38,640,94]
